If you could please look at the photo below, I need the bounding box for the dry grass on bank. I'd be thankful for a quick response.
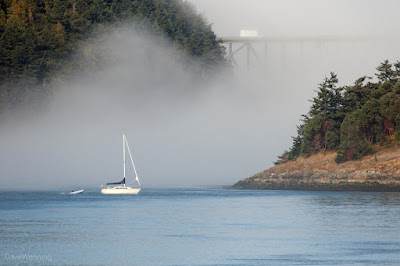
[265,146,400,176]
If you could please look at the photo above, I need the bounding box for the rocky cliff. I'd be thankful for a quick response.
[233,147,400,191]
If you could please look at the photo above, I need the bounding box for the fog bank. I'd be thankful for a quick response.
[2,0,400,189]
[0,26,280,189]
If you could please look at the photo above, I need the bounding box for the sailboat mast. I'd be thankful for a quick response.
[123,133,126,187]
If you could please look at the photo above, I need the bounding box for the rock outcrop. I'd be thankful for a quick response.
[233,148,400,191]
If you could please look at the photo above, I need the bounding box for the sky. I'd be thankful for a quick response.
[188,0,400,89]
[1,1,400,190]
[189,0,400,37]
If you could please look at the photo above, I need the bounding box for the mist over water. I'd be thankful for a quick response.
[0,26,279,189]
[2,0,400,189]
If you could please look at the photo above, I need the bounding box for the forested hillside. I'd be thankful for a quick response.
[0,0,227,113]
[276,60,400,163]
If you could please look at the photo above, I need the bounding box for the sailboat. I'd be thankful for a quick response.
[101,134,141,195]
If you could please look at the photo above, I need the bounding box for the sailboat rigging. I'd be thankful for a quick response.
[101,134,141,194]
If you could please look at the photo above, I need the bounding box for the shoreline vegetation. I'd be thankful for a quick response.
[234,60,400,192]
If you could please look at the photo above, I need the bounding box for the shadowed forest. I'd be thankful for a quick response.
[0,0,227,113]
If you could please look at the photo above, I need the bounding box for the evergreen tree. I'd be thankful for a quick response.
[340,76,372,114]
[376,60,396,83]
[274,150,290,165]
[379,90,400,143]
[335,113,375,163]
[0,0,228,113]
[277,60,400,164]
[303,72,343,154]
[274,123,305,165]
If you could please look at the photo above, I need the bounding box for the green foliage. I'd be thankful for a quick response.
[274,150,290,165]
[376,60,400,83]
[309,72,341,118]
[340,76,372,114]
[300,114,324,155]
[335,140,375,163]
[300,72,343,156]
[288,124,304,160]
[0,0,227,113]
[279,60,400,164]
[275,124,304,165]
[335,111,375,163]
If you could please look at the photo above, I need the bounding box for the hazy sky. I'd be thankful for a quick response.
[1,1,400,190]
[189,0,400,37]
[188,0,400,86]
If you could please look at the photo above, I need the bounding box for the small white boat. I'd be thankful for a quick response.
[101,134,142,195]
[70,189,84,194]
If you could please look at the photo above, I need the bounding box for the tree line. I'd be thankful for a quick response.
[0,0,227,113]
[275,60,400,164]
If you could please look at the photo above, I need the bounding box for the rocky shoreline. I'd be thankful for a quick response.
[232,171,400,192]
[233,150,400,192]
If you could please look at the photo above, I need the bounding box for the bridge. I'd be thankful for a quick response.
[218,35,380,70]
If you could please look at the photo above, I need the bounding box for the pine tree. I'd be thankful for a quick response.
[0,0,228,113]
[376,60,396,83]
[288,123,305,160]
[303,72,343,153]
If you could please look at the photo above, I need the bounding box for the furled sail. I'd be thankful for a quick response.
[107,178,125,185]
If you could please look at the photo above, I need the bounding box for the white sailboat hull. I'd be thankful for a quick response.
[101,186,141,195]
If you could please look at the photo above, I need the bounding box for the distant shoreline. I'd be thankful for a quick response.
[232,177,400,192]
[233,149,400,192]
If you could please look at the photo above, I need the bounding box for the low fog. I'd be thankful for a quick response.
[0,26,281,189]
[2,0,400,190]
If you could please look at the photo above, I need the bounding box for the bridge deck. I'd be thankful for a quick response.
[219,36,380,43]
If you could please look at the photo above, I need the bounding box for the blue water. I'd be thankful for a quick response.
[1,188,400,265]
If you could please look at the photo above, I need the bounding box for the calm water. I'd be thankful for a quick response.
[1,188,400,265]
